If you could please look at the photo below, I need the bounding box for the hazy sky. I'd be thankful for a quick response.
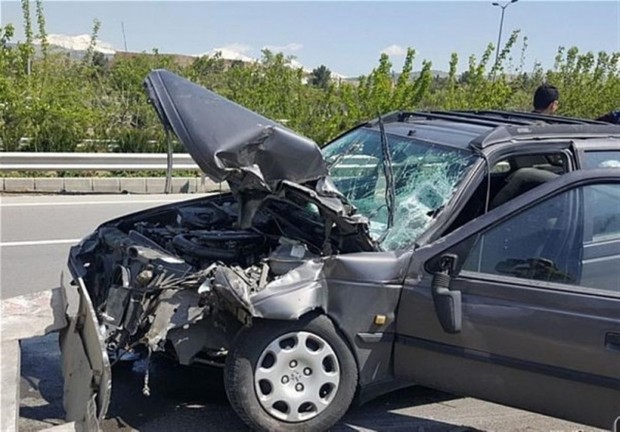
[1,1,619,76]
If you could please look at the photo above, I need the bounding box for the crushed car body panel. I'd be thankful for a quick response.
[60,273,112,431]
[143,70,372,234]
[144,69,327,187]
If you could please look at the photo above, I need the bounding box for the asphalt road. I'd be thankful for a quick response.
[0,194,190,299]
[2,193,600,432]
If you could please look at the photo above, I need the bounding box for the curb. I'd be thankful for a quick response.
[1,289,69,432]
[0,340,20,432]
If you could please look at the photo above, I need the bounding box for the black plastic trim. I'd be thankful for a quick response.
[356,332,395,344]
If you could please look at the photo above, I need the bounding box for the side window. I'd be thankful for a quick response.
[581,184,620,291]
[460,183,620,293]
[583,151,620,169]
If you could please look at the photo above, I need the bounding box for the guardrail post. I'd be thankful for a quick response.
[164,130,173,194]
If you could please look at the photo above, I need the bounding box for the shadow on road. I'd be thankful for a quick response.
[105,356,477,432]
[19,334,66,430]
[335,387,478,431]
[20,336,478,431]
[104,356,246,431]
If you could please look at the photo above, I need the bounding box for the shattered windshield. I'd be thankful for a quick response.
[323,128,477,250]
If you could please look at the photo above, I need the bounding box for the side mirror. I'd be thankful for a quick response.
[431,254,462,334]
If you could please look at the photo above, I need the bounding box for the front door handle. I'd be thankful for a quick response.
[605,332,620,353]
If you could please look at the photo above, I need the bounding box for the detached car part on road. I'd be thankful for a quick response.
[61,69,620,431]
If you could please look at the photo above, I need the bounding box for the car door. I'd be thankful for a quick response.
[393,169,620,429]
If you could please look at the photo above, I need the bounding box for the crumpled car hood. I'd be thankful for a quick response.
[144,69,328,188]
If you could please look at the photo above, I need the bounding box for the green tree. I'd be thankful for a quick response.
[309,65,331,89]
[1,1,619,153]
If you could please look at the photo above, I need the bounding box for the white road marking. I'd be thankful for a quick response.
[0,199,185,208]
[0,239,81,247]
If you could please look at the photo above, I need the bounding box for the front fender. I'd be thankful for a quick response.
[249,260,327,320]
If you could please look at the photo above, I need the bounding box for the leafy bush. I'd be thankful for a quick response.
[1,0,618,153]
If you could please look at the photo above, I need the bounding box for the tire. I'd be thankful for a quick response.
[225,314,358,432]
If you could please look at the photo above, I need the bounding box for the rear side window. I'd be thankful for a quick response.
[585,184,620,242]
[583,151,620,169]
[581,184,620,291]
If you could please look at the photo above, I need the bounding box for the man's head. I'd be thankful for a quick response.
[533,84,559,114]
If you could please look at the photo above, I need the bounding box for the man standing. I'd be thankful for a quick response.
[532,84,559,115]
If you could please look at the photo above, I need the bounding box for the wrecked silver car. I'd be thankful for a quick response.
[62,70,620,431]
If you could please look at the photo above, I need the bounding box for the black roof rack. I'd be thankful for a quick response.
[375,110,606,128]
[398,111,509,128]
[359,110,620,150]
[429,110,534,126]
[462,110,605,125]
[472,123,620,148]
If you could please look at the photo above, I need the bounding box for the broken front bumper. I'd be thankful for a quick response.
[60,270,112,431]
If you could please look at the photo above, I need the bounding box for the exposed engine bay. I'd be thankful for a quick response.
[71,188,376,369]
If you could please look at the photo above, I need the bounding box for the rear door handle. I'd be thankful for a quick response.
[605,332,620,353]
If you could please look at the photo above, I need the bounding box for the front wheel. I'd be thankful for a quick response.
[225,314,358,432]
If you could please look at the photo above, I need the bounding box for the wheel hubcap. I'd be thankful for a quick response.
[254,331,340,423]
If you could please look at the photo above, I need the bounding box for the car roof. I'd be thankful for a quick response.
[361,110,620,150]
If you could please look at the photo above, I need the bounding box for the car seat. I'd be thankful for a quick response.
[490,167,559,210]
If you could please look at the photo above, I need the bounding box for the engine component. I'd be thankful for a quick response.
[172,229,267,266]
[267,239,318,275]
[176,204,232,229]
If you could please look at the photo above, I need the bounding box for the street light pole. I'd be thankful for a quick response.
[492,0,518,68]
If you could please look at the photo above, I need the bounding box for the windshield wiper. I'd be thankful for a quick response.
[377,113,395,231]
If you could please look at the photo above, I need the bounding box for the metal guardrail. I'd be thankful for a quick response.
[0,152,200,171]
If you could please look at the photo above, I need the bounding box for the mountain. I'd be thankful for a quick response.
[34,34,116,55]
[196,47,255,63]
[193,48,349,80]
[12,33,454,81]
